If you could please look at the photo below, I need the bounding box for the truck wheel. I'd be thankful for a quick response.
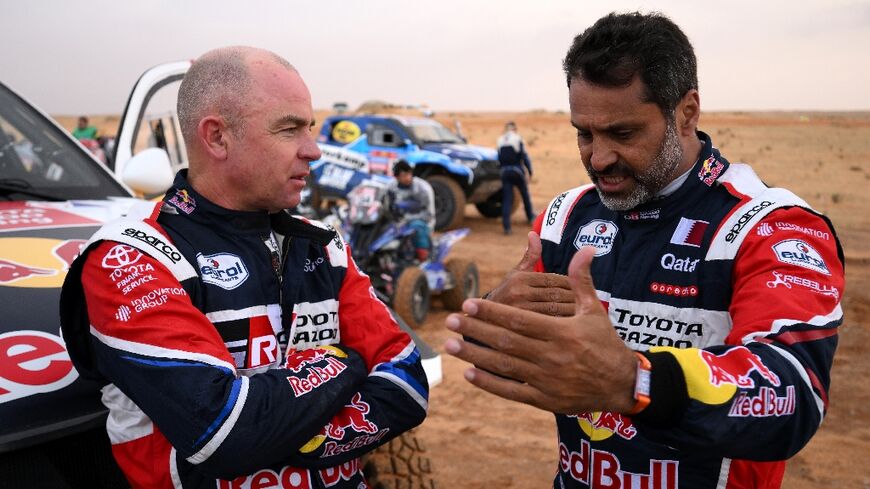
[363,430,437,489]
[440,258,479,311]
[393,267,430,328]
[474,187,520,218]
[427,175,466,231]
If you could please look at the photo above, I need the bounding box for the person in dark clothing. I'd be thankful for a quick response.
[496,121,536,235]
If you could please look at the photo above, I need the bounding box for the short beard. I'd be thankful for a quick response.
[589,120,683,211]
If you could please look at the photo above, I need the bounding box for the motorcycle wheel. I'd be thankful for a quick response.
[363,430,437,489]
[440,258,480,311]
[393,267,430,328]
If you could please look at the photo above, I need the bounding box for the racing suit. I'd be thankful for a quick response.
[534,132,843,488]
[59,171,429,488]
[497,129,535,231]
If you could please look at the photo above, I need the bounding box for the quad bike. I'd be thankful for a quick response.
[338,180,479,328]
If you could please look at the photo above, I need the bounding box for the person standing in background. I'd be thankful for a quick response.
[496,121,536,235]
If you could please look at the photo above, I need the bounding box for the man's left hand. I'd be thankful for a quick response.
[444,247,637,414]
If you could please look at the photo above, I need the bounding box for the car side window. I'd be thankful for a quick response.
[367,124,403,148]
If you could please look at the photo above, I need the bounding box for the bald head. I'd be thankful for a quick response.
[177,46,296,145]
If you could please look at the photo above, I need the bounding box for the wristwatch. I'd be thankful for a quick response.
[627,352,651,415]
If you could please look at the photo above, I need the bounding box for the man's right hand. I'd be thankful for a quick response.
[485,231,574,317]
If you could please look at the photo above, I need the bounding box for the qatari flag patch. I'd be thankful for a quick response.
[670,217,709,247]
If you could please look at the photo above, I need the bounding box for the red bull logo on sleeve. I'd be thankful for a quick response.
[285,346,348,397]
[0,238,87,288]
[325,392,378,439]
[700,347,780,388]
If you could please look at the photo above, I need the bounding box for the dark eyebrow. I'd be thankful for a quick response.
[272,114,316,130]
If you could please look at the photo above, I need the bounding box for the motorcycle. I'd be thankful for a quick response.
[336,179,479,328]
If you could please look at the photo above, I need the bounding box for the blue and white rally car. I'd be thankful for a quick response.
[309,114,514,230]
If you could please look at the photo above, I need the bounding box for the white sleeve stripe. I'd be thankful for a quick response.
[389,340,418,363]
[186,376,250,464]
[205,305,270,322]
[741,304,843,343]
[370,371,429,411]
[90,325,236,372]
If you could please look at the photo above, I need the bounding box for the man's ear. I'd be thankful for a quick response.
[676,89,700,137]
[197,115,229,160]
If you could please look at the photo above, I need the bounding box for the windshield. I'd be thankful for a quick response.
[404,120,463,145]
[0,83,130,201]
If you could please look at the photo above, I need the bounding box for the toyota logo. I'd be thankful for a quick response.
[101,245,142,269]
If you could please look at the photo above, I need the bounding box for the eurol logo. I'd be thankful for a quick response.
[196,252,249,290]
[0,331,78,404]
[573,219,618,256]
[772,239,830,275]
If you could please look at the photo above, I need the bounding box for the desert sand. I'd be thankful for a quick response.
[60,111,870,488]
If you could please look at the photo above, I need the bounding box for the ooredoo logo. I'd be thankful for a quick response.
[573,219,618,256]
[0,331,78,404]
[196,252,249,290]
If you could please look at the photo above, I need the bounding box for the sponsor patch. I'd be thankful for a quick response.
[650,282,698,297]
[698,155,724,186]
[729,386,796,418]
[559,440,677,488]
[570,411,637,441]
[772,239,830,275]
[612,307,702,350]
[624,208,661,221]
[197,252,250,290]
[101,244,143,269]
[756,222,774,237]
[700,347,781,389]
[546,191,568,226]
[121,228,183,264]
[670,218,708,247]
[774,221,830,240]
[725,201,774,243]
[766,271,839,299]
[659,253,700,273]
[285,348,348,397]
[573,219,618,256]
[167,189,196,214]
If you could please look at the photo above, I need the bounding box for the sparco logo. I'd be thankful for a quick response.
[725,201,773,243]
[573,219,618,256]
[547,192,568,226]
[122,228,182,263]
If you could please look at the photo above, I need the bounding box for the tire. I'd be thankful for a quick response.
[393,267,430,328]
[426,175,466,231]
[440,258,479,311]
[364,430,437,489]
[474,187,520,218]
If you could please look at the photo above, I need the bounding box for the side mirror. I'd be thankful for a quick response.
[120,147,174,195]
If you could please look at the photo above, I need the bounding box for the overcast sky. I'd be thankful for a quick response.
[2,0,868,115]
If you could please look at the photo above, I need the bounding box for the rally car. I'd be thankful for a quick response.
[0,63,441,488]
[309,114,516,230]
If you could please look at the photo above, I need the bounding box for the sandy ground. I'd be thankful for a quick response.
[60,111,870,488]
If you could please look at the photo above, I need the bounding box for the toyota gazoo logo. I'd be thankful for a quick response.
[573,219,618,256]
[101,244,143,269]
[0,330,78,404]
[196,252,250,290]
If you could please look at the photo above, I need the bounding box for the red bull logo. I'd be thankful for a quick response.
[559,440,677,488]
[0,238,86,288]
[698,155,724,185]
[325,392,378,439]
[168,189,196,214]
[571,411,637,441]
[286,352,347,397]
[700,347,780,388]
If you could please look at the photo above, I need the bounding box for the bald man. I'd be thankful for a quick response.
[61,47,428,488]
